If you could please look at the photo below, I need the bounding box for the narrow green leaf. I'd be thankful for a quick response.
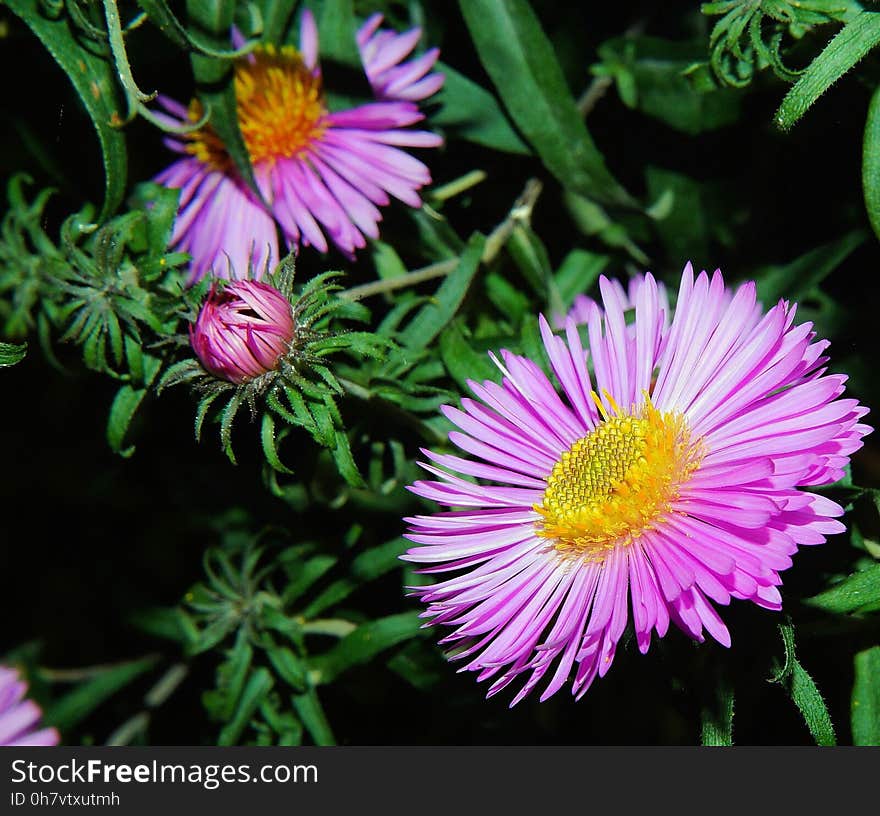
[301,537,407,618]
[292,687,335,746]
[309,611,422,685]
[791,662,837,746]
[852,646,880,745]
[804,564,880,615]
[267,647,307,692]
[282,554,337,604]
[218,667,274,746]
[754,230,865,304]
[6,0,127,220]
[372,240,408,280]
[43,656,159,732]
[138,0,259,57]
[187,0,261,202]
[775,12,880,131]
[398,233,485,350]
[773,622,837,746]
[219,390,246,463]
[506,224,553,300]
[553,249,609,310]
[260,0,297,45]
[431,63,530,154]
[316,0,359,65]
[215,631,253,719]
[701,678,735,746]
[458,0,632,205]
[332,431,365,488]
[260,412,294,473]
[863,83,880,243]
[107,385,147,458]
[597,35,743,135]
[439,320,500,391]
[0,341,27,367]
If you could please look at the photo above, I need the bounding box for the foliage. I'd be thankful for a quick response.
[0,0,879,747]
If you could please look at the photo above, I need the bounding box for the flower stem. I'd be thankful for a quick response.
[341,177,544,302]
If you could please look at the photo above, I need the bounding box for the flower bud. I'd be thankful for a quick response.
[190,281,295,384]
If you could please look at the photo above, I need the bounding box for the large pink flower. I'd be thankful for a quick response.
[154,11,443,284]
[404,264,871,705]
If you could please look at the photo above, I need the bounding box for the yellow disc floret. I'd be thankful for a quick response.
[535,392,702,558]
[185,45,326,170]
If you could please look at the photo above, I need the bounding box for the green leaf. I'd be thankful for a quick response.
[430,63,530,154]
[260,0,297,45]
[852,646,880,745]
[804,564,880,615]
[220,390,246,463]
[282,554,337,604]
[791,661,837,746]
[439,320,500,391]
[458,0,632,206]
[138,0,260,57]
[0,341,27,367]
[773,622,837,746]
[700,677,735,746]
[863,83,880,243]
[309,611,422,685]
[267,647,307,692]
[6,0,127,221]
[398,233,485,350]
[754,230,865,303]
[372,240,408,280]
[553,249,609,310]
[187,0,261,203]
[260,412,294,474]
[43,656,159,732]
[597,36,743,135]
[218,667,274,746]
[645,167,713,265]
[775,12,880,131]
[316,0,359,65]
[506,224,555,305]
[331,431,365,487]
[107,384,149,458]
[301,537,407,618]
[292,687,335,746]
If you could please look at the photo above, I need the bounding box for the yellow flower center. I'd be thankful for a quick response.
[535,393,702,558]
[185,45,327,170]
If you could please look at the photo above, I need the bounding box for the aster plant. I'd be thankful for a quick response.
[1,0,880,750]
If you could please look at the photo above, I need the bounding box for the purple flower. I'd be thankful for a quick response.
[0,665,59,746]
[404,263,871,705]
[190,280,295,384]
[154,11,444,284]
[552,273,671,330]
[357,13,444,102]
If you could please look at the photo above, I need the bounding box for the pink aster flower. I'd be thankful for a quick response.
[0,665,59,746]
[357,13,444,102]
[154,10,444,284]
[404,263,871,705]
[553,273,672,329]
[190,280,295,384]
